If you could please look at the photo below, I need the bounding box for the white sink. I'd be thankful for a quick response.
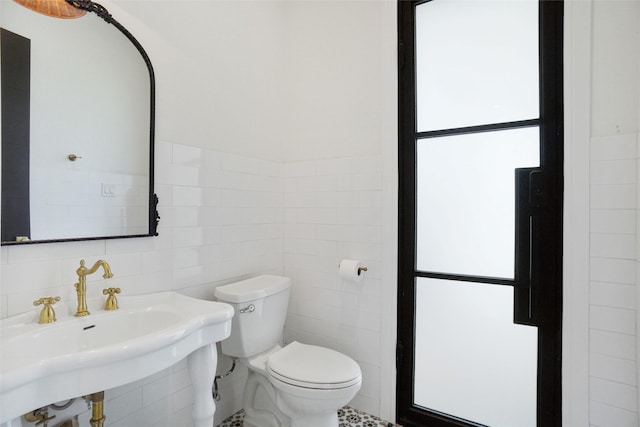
[0,292,233,426]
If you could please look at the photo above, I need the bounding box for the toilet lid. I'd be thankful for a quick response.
[266,341,361,390]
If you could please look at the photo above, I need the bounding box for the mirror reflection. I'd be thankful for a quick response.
[0,0,157,244]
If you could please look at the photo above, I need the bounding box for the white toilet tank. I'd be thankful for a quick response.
[214,275,291,358]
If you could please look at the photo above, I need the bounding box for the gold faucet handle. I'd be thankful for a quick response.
[33,296,61,324]
[102,287,121,310]
[24,408,57,426]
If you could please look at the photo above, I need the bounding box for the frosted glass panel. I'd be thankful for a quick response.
[416,127,539,278]
[415,278,538,426]
[416,0,539,131]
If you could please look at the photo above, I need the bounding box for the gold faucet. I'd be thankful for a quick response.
[74,259,113,317]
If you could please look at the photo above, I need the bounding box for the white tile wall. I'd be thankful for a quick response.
[282,155,384,415]
[588,4,640,423]
[1,146,389,426]
[589,132,639,425]
[0,141,284,426]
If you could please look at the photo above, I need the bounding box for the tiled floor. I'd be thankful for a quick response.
[218,406,400,427]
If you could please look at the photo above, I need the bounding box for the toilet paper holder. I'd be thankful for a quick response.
[337,264,368,274]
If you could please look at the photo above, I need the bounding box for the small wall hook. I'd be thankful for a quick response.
[67,154,83,161]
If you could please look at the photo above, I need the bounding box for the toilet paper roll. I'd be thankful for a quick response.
[339,259,365,283]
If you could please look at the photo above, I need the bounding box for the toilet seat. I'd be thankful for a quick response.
[266,341,361,390]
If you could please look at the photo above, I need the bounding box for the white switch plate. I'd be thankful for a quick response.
[101,183,116,197]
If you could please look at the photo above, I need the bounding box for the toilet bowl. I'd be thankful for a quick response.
[214,275,362,427]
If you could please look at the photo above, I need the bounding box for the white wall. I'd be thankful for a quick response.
[588,1,640,424]
[564,1,640,426]
[279,0,397,417]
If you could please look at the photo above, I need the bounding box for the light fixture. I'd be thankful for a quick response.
[12,0,87,19]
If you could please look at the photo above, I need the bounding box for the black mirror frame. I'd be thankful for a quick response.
[1,0,159,246]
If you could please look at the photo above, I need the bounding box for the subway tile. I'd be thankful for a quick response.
[202,149,223,170]
[589,353,637,386]
[172,265,206,289]
[105,237,160,255]
[173,246,200,269]
[220,224,262,242]
[133,271,172,295]
[315,224,359,242]
[591,210,635,234]
[199,170,248,190]
[296,175,337,192]
[590,233,635,259]
[355,155,383,175]
[285,160,317,177]
[172,206,199,227]
[315,191,359,208]
[316,157,355,176]
[294,239,337,256]
[0,260,62,294]
[590,257,636,285]
[590,305,635,335]
[591,159,636,185]
[591,184,636,210]
[173,186,202,207]
[590,329,636,360]
[172,165,200,187]
[355,329,382,366]
[143,369,191,407]
[357,362,381,399]
[590,282,635,310]
[336,241,382,261]
[336,174,355,191]
[201,188,221,207]
[154,141,173,165]
[590,401,639,427]
[284,177,298,193]
[352,173,383,191]
[171,382,194,412]
[358,225,383,244]
[284,223,317,239]
[169,404,194,427]
[221,153,262,175]
[591,134,637,161]
[7,240,105,263]
[0,294,8,319]
[285,191,317,208]
[351,208,383,226]
[172,144,202,167]
[141,377,171,408]
[357,191,383,208]
[296,208,337,224]
[172,227,205,247]
[103,387,143,424]
[589,377,638,412]
[243,207,280,224]
[245,174,282,192]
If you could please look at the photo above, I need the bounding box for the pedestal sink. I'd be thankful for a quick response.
[0,292,233,427]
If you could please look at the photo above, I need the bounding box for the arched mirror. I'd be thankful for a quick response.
[0,0,158,245]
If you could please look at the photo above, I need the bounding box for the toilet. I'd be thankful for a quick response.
[214,275,362,427]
